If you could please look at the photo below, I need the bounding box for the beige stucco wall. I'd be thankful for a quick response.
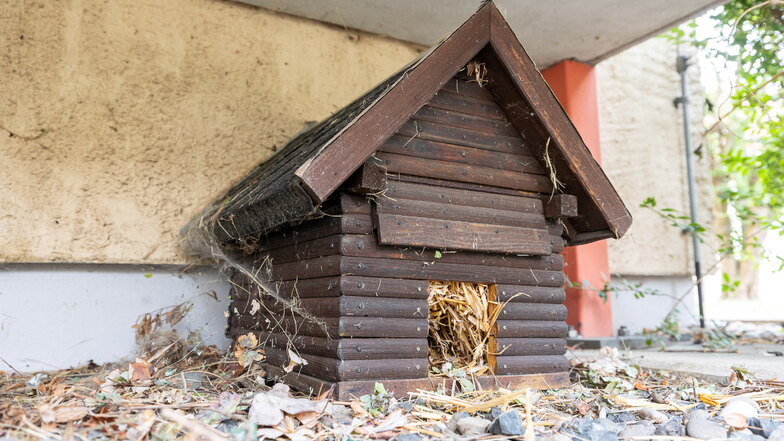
[0,0,421,264]
[597,38,713,277]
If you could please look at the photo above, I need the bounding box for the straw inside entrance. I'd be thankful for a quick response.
[427,281,497,375]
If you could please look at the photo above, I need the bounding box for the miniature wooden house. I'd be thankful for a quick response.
[201,2,631,398]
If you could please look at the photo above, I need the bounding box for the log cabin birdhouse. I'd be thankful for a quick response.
[197,1,631,398]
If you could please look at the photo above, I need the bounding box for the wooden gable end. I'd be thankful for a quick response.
[201,1,630,248]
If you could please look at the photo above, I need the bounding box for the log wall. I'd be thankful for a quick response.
[227,74,572,383]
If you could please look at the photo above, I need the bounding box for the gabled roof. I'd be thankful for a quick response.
[201,1,631,247]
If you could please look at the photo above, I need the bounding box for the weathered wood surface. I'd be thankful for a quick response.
[385,180,543,214]
[339,256,566,286]
[374,214,552,255]
[377,152,553,193]
[265,346,428,382]
[544,194,579,219]
[231,276,429,300]
[494,355,569,375]
[481,14,632,240]
[264,366,571,400]
[262,333,427,360]
[229,315,428,338]
[495,320,569,338]
[495,285,565,303]
[380,136,544,177]
[250,296,428,319]
[426,89,506,121]
[395,120,527,155]
[495,303,567,321]
[296,4,493,203]
[494,338,567,356]
[262,233,564,268]
[412,105,519,137]
[259,214,372,251]
[342,160,387,195]
[375,196,546,229]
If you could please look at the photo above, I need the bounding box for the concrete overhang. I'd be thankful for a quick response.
[236,0,724,68]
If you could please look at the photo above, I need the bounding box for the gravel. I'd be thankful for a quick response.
[488,411,525,436]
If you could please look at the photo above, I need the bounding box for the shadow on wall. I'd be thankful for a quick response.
[0,264,231,372]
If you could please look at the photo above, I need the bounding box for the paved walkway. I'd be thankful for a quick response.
[571,341,784,382]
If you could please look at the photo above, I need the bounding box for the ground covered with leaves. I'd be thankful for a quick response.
[2,340,783,441]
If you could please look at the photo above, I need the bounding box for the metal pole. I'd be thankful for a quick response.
[675,54,706,328]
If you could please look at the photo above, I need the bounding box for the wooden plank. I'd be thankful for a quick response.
[265,368,571,400]
[494,355,569,375]
[230,315,428,338]
[378,152,554,193]
[341,256,565,287]
[260,214,372,250]
[265,346,428,382]
[397,120,526,155]
[386,180,543,213]
[376,192,546,229]
[496,320,569,338]
[341,234,564,271]
[255,296,428,319]
[321,193,373,216]
[380,135,543,175]
[264,334,427,360]
[375,214,552,255]
[544,194,579,219]
[343,160,387,195]
[427,89,506,120]
[495,338,567,356]
[440,77,497,101]
[495,285,565,303]
[270,254,343,280]
[239,276,427,300]
[496,303,567,321]
[296,4,493,202]
[485,10,631,238]
[412,105,519,137]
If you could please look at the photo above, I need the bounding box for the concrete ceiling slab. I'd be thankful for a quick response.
[236,0,724,68]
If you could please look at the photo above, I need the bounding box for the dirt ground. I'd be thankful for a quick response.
[2,326,783,441]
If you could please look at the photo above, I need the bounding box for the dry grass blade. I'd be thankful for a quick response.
[427,281,494,374]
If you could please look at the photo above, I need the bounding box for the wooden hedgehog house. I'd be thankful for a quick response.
[196,2,631,399]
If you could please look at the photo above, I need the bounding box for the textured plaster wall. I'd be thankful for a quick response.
[0,0,421,264]
[597,38,713,277]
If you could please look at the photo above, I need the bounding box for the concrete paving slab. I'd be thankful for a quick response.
[570,341,784,383]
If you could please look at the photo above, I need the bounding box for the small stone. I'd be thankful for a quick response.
[570,417,595,434]
[397,400,414,412]
[730,428,766,441]
[447,411,470,433]
[686,410,728,440]
[655,416,686,437]
[609,412,637,424]
[488,411,525,436]
[747,418,782,438]
[457,417,492,436]
[637,408,669,424]
[768,425,784,441]
[175,372,203,390]
[394,433,424,441]
[587,430,619,441]
[538,433,573,441]
[592,418,624,434]
[620,421,656,438]
[485,406,504,421]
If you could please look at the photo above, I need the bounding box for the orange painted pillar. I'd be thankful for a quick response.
[542,60,613,337]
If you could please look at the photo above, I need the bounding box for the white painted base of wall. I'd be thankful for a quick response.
[610,275,704,335]
[0,264,231,373]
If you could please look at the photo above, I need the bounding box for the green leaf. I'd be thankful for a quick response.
[144,273,153,279]
[374,382,387,396]
[434,250,442,259]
